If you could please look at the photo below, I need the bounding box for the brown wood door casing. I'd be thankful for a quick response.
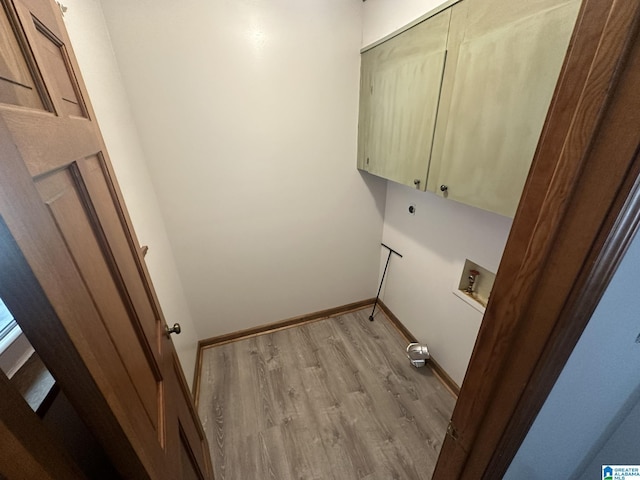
[0,0,212,478]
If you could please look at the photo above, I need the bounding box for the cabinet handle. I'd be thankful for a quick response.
[440,184,448,192]
[366,157,370,165]
[414,179,421,187]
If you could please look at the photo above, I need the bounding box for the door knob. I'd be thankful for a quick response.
[165,323,181,336]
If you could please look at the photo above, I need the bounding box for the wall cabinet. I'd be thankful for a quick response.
[357,8,450,189]
[358,0,581,217]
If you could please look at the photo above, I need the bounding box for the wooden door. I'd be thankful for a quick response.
[428,0,580,217]
[357,8,450,190]
[0,0,212,478]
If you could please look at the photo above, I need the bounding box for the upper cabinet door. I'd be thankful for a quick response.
[428,0,581,217]
[357,8,450,190]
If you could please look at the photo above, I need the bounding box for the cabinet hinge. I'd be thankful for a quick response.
[447,421,459,441]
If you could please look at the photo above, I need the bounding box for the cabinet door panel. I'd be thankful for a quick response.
[357,9,450,189]
[367,50,446,187]
[433,1,580,217]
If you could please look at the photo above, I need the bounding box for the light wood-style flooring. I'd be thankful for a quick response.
[197,308,455,480]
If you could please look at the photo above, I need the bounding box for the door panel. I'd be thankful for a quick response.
[13,0,85,117]
[0,3,44,109]
[167,343,213,480]
[77,155,163,360]
[35,163,162,433]
[31,22,85,117]
[180,433,204,480]
[0,0,212,478]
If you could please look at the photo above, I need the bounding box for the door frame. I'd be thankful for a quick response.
[433,0,640,477]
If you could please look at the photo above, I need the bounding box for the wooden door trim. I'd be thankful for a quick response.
[433,0,640,477]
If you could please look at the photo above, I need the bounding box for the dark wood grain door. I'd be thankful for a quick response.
[0,0,212,478]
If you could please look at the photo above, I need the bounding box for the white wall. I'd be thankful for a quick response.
[380,183,511,384]
[504,229,640,479]
[65,0,512,389]
[363,0,513,385]
[362,0,452,47]
[62,0,201,386]
[579,387,640,477]
[97,0,387,339]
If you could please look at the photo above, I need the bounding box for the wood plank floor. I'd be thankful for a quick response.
[197,308,455,480]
